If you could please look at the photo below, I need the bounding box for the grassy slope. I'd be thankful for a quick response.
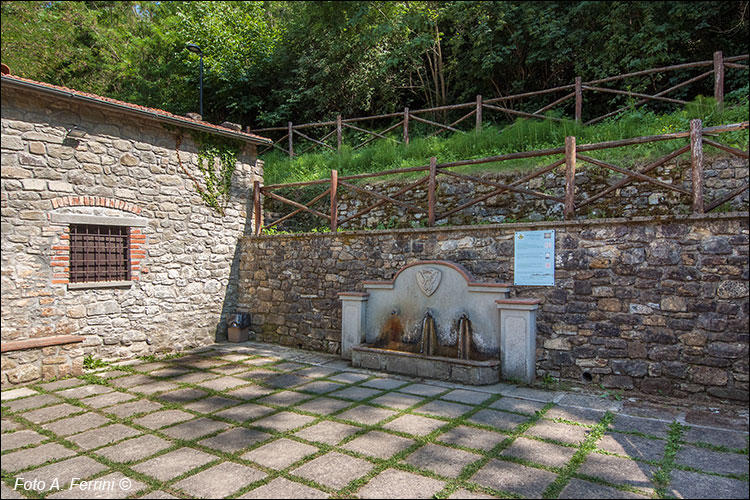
[262,91,749,186]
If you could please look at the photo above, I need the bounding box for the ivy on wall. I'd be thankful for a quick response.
[174,130,243,215]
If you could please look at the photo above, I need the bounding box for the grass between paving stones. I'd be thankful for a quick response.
[652,421,685,498]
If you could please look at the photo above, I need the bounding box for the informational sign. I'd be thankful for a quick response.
[514,230,555,286]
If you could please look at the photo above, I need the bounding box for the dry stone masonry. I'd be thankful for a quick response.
[1,83,263,386]
[239,213,749,403]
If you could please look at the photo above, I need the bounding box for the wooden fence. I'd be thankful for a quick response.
[253,120,749,234]
[249,52,748,157]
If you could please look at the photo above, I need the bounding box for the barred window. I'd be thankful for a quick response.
[69,224,130,283]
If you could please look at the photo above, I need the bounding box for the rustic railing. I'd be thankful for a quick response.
[249,52,748,157]
[253,120,749,234]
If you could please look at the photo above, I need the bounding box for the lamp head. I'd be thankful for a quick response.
[186,43,202,55]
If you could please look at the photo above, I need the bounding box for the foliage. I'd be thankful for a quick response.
[2,1,747,128]
[190,132,243,215]
[83,355,108,370]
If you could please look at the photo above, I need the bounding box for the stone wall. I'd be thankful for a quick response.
[1,86,263,385]
[264,155,748,232]
[239,213,749,403]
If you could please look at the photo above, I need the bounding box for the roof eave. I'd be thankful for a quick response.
[1,77,273,146]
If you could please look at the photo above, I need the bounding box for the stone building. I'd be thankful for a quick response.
[1,71,270,386]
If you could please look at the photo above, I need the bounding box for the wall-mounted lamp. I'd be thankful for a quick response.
[186,43,204,118]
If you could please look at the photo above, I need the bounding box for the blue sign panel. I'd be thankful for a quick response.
[514,230,555,286]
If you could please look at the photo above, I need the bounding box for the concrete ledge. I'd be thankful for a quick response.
[1,335,86,353]
[352,345,499,385]
[67,281,133,290]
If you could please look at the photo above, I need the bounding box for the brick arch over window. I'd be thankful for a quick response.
[50,196,143,215]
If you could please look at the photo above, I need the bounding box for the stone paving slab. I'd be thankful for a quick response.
[95,434,172,463]
[132,362,169,372]
[22,403,85,424]
[18,455,108,490]
[501,436,578,468]
[544,406,605,426]
[675,444,749,476]
[361,377,409,390]
[330,385,382,401]
[357,468,445,499]
[608,414,671,438]
[471,458,558,498]
[370,392,425,410]
[441,389,493,406]
[239,477,328,499]
[68,423,141,450]
[149,367,192,378]
[225,385,275,400]
[525,420,590,445]
[173,461,266,498]
[383,414,446,436]
[46,471,146,499]
[336,405,398,426]
[556,393,622,412]
[183,395,239,414]
[437,426,507,452]
[105,399,162,418]
[1,429,47,451]
[1,442,77,472]
[132,409,194,429]
[131,447,217,481]
[294,420,361,445]
[109,374,155,388]
[681,426,749,450]
[1,419,22,433]
[266,374,309,388]
[1,388,38,400]
[41,412,111,436]
[447,489,497,499]
[157,388,209,403]
[214,402,275,422]
[296,397,353,415]
[416,400,474,419]
[292,451,373,490]
[211,365,253,376]
[160,417,230,440]
[1,483,24,499]
[37,378,86,391]
[3,393,59,412]
[197,376,248,391]
[242,438,319,470]
[328,372,371,384]
[597,433,665,462]
[169,371,220,384]
[577,452,655,490]
[404,443,482,478]
[252,411,316,432]
[257,390,312,407]
[468,408,529,432]
[139,490,179,499]
[130,380,181,395]
[82,391,136,408]
[198,427,272,454]
[93,369,131,379]
[296,380,348,395]
[560,478,650,499]
[489,396,547,415]
[342,430,415,459]
[398,383,446,397]
[504,386,561,402]
[668,468,750,499]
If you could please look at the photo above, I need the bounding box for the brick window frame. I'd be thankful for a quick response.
[48,197,147,289]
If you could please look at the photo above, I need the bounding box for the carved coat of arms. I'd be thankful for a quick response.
[416,268,442,296]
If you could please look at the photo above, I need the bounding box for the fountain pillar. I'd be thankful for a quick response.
[339,292,369,359]
[496,298,542,383]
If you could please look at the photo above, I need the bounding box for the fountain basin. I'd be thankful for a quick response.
[352,345,500,385]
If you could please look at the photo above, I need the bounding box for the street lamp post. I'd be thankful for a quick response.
[186,43,203,117]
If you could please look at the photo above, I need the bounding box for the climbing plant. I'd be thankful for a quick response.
[174,131,243,215]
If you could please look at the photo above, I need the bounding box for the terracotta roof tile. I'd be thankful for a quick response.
[1,73,271,144]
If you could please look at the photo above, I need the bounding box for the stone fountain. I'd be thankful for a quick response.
[339,260,541,385]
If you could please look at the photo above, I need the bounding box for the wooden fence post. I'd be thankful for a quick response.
[713,51,724,108]
[288,121,294,158]
[336,114,343,152]
[564,136,576,219]
[690,119,704,214]
[476,95,483,132]
[428,157,437,226]
[575,77,583,123]
[330,169,338,232]
[403,107,410,144]
[253,180,262,235]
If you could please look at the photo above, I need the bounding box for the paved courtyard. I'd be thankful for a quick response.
[2,342,748,499]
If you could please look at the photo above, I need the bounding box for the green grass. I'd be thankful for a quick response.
[261,91,749,186]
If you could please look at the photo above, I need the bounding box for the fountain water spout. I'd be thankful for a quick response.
[457,313,472,360]
[420,310,437,356]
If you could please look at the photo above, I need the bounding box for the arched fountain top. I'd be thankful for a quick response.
[362,260,511,293]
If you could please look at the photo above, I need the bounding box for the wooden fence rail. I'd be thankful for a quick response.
[254,120,749,235]
[250,52,748,157]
